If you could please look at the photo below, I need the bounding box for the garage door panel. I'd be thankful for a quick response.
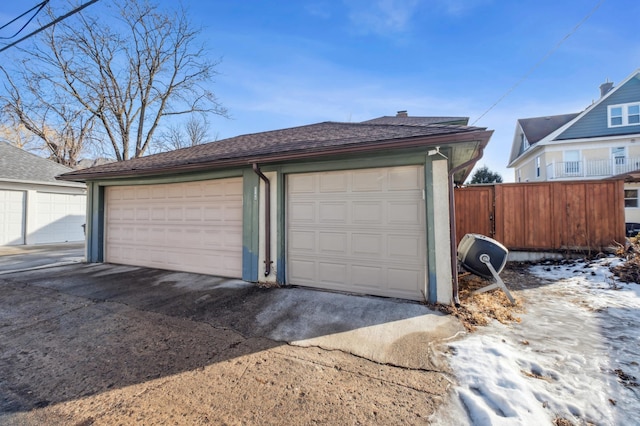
[318,262,347,284]
[31,192,86,244]
[319,232,348,254]
[352,170,384,192]
[351,233,381,256]
[287,166,426,301]
[106,178,243,278]
[388,200,422,224]
[388,234,421,259]
[389,167,422,190]
[289,230,315,252]
[289,202,315,223]
[0,190,26,245]
[319,202,347,222]
[319,173,348,192]
[352,202,382,223]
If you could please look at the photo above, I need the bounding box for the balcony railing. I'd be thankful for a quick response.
[547,157,640,179]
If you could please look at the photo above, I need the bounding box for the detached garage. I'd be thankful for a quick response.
[0,142,86,246]
[59,113,492,304]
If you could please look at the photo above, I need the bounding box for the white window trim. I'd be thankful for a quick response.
[624,188,639,208]
[535,156,541,178]
[612,146,626,164]
[608,102,640,128]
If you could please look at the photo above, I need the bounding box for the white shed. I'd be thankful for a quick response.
[0,142,86,246]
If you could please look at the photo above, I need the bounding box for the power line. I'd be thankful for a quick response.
[0,1,50,40]
[0,0,100,54]
[471,0,606,126]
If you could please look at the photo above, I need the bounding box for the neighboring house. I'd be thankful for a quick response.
[508,68,640,223]
[0,142,86,246]
[59,112,493,304]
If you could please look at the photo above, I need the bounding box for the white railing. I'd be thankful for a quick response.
[547,157,640,179]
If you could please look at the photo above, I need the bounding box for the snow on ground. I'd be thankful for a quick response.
[433,256,640,426]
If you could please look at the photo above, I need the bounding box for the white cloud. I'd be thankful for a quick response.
[433,0,493,16]
[345,0,419,36]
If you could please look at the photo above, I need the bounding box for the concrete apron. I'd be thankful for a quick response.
[0,243,85,275]
[256,289,465,370]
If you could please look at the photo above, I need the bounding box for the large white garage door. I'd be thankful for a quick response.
[0,189,25,246]
[106,178,243,277]
[287,166,426,301]
[32,192,86,244]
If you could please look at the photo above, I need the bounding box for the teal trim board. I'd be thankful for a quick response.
[86,182,105,263]
[242,169,260,282]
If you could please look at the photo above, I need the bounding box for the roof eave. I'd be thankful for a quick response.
[58,129,493,182]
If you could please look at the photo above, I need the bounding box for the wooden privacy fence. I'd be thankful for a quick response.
[454,180,626,252]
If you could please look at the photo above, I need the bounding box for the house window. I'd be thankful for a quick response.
[521,133,529,152]
[564,150,580,175]
[535,156,541,178]
[612,146,626,165]
[625,189,638,208]
[608,102,640,127]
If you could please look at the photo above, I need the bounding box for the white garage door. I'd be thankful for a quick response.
[105,178,243,278]
[287,166,426,301]
[32,192,86,244]
[0,189,25,246]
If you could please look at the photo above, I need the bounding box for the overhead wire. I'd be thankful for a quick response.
[0,0,100,54]
[471,0,606,126]
[0,1,49,40]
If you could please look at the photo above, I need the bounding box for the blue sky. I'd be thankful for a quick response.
[2,0,640,181]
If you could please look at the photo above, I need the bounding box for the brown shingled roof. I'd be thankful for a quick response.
[362,116,469,126]
[58,121,490,181]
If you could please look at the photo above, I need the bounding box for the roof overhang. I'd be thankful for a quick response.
[58,129,493,183]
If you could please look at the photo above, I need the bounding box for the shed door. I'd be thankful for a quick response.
[105,178,243,278]
[32,192,86,244]
[0,189,25,246]
[287,166,426,301]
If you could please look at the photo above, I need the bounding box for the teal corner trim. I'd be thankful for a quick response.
[424,159,438,303]
[242,169,260,282]
[275,169,286,284]
[86,182,104,263]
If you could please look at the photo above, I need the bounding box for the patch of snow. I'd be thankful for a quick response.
[434,258,640,425]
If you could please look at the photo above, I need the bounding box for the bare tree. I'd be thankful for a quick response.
[0,0,226,163]
[157,115,212,152]
[0,67,95,166]
[185,115,210,147]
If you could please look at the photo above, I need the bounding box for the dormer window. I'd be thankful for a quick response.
[608,102,640,127]
[521,133,529,151]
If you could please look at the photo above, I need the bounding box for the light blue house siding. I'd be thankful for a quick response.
[557,75,640,140]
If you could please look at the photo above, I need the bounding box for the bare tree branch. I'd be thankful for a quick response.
[0,0,227,163]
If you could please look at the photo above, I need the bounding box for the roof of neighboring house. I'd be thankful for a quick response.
[362,116,469,126]
[0,142,85,187]
[519,113,580,144]
[58,120,492,183]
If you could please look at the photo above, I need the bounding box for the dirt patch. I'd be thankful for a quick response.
[437,265,528,332]
[0,273,453,425]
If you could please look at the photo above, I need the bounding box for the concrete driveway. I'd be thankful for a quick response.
[0,243,84,274]
[0,262,463,424]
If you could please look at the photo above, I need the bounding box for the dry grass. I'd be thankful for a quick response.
[611,235,640,283]
[438,272,524,332]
